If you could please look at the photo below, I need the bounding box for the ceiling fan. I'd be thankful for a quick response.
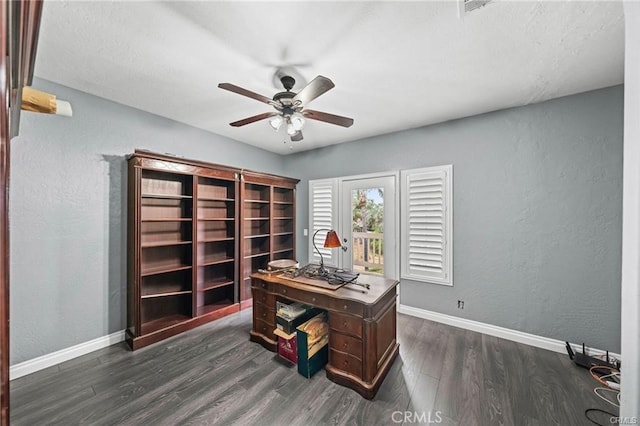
[218,74,354,142]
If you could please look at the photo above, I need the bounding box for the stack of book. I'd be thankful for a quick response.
[274,302,329,377]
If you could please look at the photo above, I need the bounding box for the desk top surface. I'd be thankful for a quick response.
[251,271,399,306]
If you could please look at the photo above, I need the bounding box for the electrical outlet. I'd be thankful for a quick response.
[457,300,464,309]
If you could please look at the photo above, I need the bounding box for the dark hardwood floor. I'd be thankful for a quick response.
[10,310,618,425]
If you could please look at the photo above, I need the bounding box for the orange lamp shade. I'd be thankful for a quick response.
[323,230,342,248]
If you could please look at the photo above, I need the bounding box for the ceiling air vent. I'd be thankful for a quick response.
[458,0,492,17]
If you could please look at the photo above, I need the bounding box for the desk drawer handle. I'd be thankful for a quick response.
[343,321,348,328]
[312,297,316,303]
[282,289,287,294]
[343,342,348,350]
[262,312,267,318]
[261,283,266,289]
[343,360,349,367]
[343,304,348,310]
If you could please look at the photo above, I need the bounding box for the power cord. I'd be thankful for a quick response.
[585,364,620,424]
[585,408,618,426]
[589,365,621,389]
[593,387,620,408]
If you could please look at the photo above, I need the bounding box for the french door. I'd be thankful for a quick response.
[309,173,397,279]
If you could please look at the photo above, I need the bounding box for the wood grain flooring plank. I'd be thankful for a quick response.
[317,386,362,425]
[454,329,484,426]
[419,322,451,379]
[397,314,429,373]
[516,341,570,426]
[480,335,514,426]
[432,325,466,421]
[497,338,541,425]
[404,372,439,420]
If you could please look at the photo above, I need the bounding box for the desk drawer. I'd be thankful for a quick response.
[330,332,362,359]
[253,318,275,340]
[253,279,273,293]
[253,302,275,327]
[276,285,302,301]
[330,349,362,378]
[253,288,275,306]
[329,299,364,317]
[329,312,363,339]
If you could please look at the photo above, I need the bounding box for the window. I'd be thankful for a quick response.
[400,165,453,286]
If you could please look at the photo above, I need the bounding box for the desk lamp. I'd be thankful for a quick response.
[312,228,346,276]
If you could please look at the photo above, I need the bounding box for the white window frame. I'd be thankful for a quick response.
[308,178,340,267]
[400,165,453,286]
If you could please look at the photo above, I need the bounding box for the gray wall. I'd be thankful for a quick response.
[10,78,286,364]
[287,86,623,352]
[10,81,623,364]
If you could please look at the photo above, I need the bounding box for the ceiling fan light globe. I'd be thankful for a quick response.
[286,122,297,136]
[269,115,283,131]
[291,112,305,131]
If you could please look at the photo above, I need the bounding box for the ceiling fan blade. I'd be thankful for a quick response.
[291,130,303,142]
[292,75,335,106]
[303,109,354,128]
[218,83,275,105]
[229,112,277,127]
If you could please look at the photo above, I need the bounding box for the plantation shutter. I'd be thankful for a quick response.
[308,178,339,266]
[401,165,453,285]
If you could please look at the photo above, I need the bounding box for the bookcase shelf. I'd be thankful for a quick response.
[142,218,192,222]
[199,279,234,292]
[141,290,192,299]
[142,193,193,200]
[141,240,192,248]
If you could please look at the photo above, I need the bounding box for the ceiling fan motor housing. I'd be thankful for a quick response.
[280,75,295,91]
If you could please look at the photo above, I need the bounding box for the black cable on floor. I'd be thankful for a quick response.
[585,408,617,425]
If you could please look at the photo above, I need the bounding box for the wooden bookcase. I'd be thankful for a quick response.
[239,172,298,307]
[127,151,297,349]
[137,169,195,337]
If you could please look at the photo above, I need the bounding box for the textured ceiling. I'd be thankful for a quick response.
[34,1,625,155]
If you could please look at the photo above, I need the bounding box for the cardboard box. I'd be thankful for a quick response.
[274,328,297,364]
[276,305,324,334]
[296,311,329,378]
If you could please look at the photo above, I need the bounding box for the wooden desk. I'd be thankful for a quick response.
[250,272,399,399]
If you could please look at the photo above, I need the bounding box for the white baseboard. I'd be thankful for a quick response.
[398,304,621,361]
[10,330,126,380]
